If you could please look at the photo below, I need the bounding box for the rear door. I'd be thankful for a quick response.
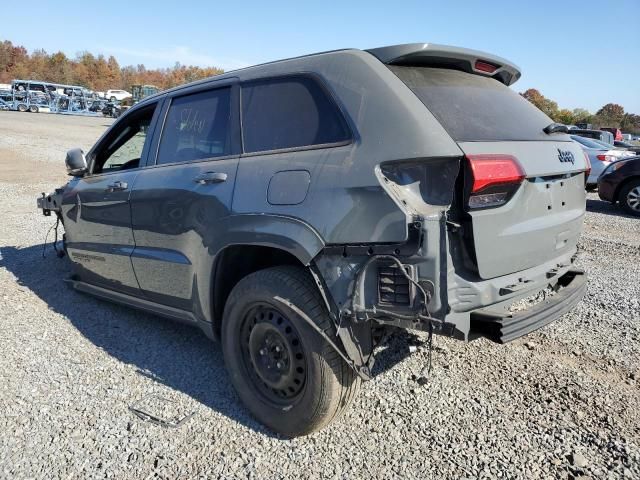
[129,81,240,310]
[390,66,587,279]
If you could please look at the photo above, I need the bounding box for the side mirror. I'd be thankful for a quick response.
[65,148,88,176]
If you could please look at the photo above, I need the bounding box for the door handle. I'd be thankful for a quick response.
[106,180,128,192]
[194,172,228,185]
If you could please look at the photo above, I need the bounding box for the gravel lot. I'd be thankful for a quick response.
[1,111,639,479]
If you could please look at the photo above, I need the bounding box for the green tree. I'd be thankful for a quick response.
[620,113,640,135]
[571,108,592,125]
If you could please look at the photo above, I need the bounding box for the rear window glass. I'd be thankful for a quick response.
[571,135,607,149]
[389,66,558,142]
[241,76,350,153]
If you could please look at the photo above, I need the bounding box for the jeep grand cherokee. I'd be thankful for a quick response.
[37,43,588,436]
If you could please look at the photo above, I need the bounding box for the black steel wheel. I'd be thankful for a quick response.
[239,304,307,405]
[221,266,360,437]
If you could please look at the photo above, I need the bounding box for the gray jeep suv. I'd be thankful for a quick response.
[38,43,588,436]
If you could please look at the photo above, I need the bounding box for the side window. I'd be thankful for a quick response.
[156,88,232,165]
[93,104,156,174]
[241,76,350,153]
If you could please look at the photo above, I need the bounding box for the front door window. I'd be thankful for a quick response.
[92,105,156,174]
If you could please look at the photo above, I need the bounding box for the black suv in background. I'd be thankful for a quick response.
[38,43,588,436]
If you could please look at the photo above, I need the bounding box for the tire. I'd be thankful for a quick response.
[221,266,360,437]
[17,103,27,112]
[618,179,640,216]
[29,105,38,113]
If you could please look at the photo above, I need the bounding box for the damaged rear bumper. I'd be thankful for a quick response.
[470,269,586,343]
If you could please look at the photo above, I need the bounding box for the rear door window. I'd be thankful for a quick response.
[157,87,232,165]
[241,76,350,153]
[389,66,559,142]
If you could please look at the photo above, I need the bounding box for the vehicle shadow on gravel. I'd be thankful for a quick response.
[1,243,277,436]
[586,198,636,219]
[1,243,414,436]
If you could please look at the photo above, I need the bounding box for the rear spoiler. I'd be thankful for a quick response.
[366,43,521,86]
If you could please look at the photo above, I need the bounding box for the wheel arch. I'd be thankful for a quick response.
[614,175,640,203]
[207,214,326,337]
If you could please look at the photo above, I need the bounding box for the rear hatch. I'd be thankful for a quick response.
[390,65,587,279]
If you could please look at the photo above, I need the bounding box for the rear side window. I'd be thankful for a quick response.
[157,87,231,165]
[241,76,350,153]
[389,66,557,142]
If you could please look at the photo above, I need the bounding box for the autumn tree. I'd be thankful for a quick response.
[555,109,575,125]
[520,88,559,119]
[0,40,28,82]
[593,103,625,128]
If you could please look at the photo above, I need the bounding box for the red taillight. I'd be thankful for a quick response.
[467,154,525,193]
[466,154,525,209]
[474,60,499,73]
[583,151,592,178]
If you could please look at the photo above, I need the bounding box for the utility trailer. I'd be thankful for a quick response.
[6,80,99,115]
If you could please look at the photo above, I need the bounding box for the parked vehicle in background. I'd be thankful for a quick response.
[101,102,122,118]
[36,43,588,436]
[571,135,625,189]
[571,128,614,145]
[590,138,636,156]
[104,89,131,102]
[131,84,160,103]
[621,133,632,141]
[613,140,640,155]
[598,156,640,216]
[601,127,623,141]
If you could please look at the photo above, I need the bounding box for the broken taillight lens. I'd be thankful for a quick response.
[466,154,525,209]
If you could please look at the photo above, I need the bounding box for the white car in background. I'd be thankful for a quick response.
[571,135,634,189]
[104,89,132,102]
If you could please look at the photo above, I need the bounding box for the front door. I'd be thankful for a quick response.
[62,103,159,294]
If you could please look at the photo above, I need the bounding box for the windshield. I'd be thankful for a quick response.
[389,66,562,142]
[571,135,607,150]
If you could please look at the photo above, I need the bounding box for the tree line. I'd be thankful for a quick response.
[0,40,224,92]
[521,88,640,135]
[2,39,638,134]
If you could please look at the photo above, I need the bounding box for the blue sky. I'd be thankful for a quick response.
[3,0,639,113]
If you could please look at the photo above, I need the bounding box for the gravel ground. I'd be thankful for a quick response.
[0,111,639,479]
